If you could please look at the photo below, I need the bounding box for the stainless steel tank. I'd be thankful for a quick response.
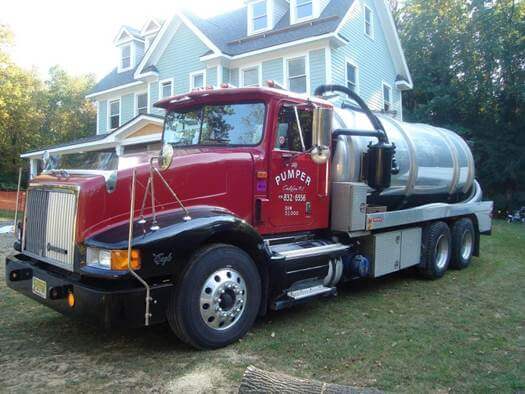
[331,107,475,209]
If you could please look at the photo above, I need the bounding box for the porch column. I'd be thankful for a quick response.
[115,145,124,156]
[29,159,38,179]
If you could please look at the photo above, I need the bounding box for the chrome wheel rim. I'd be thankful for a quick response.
[199,268,247,331]
[461,230,473,261]
[435,234,449,270]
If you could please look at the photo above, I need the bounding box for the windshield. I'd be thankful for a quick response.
[163,103,265,147]
[44,151,119,172]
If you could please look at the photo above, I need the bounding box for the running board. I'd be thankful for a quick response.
[273,243,349,261]
[272,284,337,310]
[287,284,335,300]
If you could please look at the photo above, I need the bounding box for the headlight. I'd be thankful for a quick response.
[86,248,141,271]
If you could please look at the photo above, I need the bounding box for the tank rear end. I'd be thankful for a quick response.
[331,107,475,210]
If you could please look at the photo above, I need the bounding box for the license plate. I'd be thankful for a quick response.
[32,277,47,299]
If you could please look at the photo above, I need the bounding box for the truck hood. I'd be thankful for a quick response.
[29,147,254,242]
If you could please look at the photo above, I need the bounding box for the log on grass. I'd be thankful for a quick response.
[238,365,382,394]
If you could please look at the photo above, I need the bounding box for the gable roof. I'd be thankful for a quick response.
[114,25,144,45]
[141,19,162,36]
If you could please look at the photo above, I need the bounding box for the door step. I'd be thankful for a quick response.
[272,284,337,310]
[287,284,335,300]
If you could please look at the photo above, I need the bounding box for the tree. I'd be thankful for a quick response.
[398,0,525,209]
[0,24,96,188]
[0,24,44,187]
[39,66,96,145]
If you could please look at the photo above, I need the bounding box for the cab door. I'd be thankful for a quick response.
[266,103,330,233]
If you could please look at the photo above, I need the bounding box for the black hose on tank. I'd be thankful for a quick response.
[315,84,395,193]
[314,84,389,145]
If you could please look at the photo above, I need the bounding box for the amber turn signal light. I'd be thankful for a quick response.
[111,249,141,271]
[67,291,76,308]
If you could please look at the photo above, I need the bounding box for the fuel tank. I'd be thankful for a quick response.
[331,107,475,210]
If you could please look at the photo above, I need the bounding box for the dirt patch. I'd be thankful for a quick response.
[164,366,229,393]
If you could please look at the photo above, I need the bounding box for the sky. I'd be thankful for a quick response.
[1,0,243,79]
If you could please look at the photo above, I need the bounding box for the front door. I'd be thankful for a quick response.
[266,103,330,233]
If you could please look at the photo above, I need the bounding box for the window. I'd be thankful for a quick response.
[364,5,374,38]
[275,106,313,152]
[241,66,260,87]
[346,61,358,92]
[136,93,148,115]
[190,71,205,90]
[383,83,392,112]
[252,0,268,32]
[109,99,120,130]
[121,45,131,70]
[160,79,173,99]
[163,103,266,146]
[287,56,307,93]
[296,0,313,19]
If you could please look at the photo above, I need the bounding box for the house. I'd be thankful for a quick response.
[22,0,412,177]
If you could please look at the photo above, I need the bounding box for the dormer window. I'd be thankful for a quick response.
[141,19,161,51]
[296,0,313,19]
[248,0,269,35]
[121,45,131,70]
[290,0,319,24]
[253,1,268,31]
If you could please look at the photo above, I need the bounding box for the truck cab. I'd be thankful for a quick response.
[5,85,493,349]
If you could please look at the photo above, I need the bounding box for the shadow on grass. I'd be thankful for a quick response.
[4,268,420,356]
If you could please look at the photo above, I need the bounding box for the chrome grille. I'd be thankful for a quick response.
[23,187,78,270]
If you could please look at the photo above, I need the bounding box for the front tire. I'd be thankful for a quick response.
[168,243,261,349]
[418,221,452,279]
[450,218,475,269]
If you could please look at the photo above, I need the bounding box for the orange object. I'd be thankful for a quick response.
[111,249,141,271]
[256,171,268,179]
[67,292,76,308]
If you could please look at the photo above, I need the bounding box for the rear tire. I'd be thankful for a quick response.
[418,221,451,279]
[450,218,475,269]
[167,243,261,349]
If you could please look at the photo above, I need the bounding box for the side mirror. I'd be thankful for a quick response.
[158,143,174,171]
[311,107,332,164]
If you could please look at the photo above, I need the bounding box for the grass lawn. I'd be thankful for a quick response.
[0,209,15,222]
[0,209,23,223]
[0,220,523,392]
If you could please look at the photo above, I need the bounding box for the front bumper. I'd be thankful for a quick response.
[5,254,173,329]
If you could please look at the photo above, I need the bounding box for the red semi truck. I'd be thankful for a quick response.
[6,84,493,349]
